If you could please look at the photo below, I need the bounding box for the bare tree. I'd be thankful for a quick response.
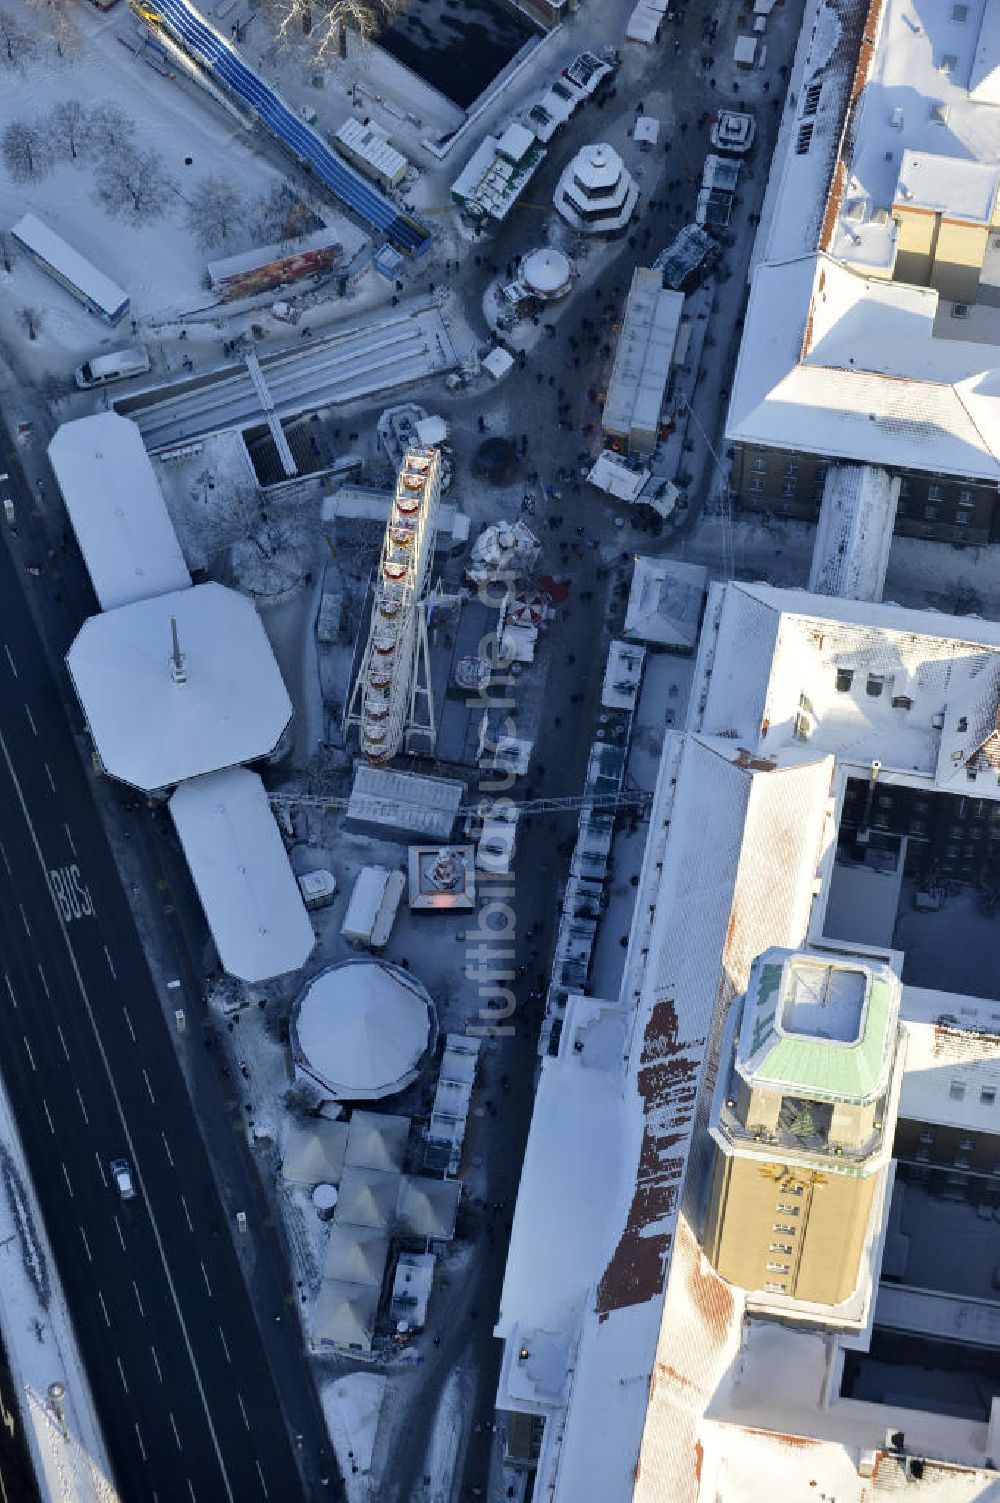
[83,102,134,159]
[185,176,247,250]
[17,307,42,341]
[268,0,403,61]
[19,0,76,55]
[253,183,315,246]
[1,122,52,183]
[51,99,87,160]
[94,144,172,227]
[0,10,35,68]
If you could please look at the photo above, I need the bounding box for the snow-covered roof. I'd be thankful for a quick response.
[206,224,347,286]
[520,247,573,298]
[292,960,433,1101]
[343,1111,409,1173]
[322,1223,388,1288]
[333,1166,399,1230]
[587,450,650,501]
[731,0,1000,479]
[281,1119,350,1185]
[66,582,292,791]
[394,1176,460,1240]
[899,985,1000,1128]
[692,581,1000,788]
[312,1280,379,1352]
[346,766,463,841]
[48,414,191,612]
[499,740,834,1500]
[728,253,1000,479]
[168,769,314,983]
[12,212,128,319]
[333,117,407,185]
[602,271,683,444]
[624,555,707,648]
[807,463,899,603]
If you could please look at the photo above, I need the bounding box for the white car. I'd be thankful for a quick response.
[110,1158,135,1200]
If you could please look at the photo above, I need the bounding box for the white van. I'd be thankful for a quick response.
[74,345,150,389]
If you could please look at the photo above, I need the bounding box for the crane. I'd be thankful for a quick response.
[267,789,653,819]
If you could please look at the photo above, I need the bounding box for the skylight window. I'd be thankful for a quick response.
[938,53,958,74]
[951,3,969,21]
[928,102,949,124]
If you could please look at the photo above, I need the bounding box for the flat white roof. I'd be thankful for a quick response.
[48,414,191,612]
[346,766,463,840]
[12,212,127,315]
[334,117,407,180]
[895,149,999,223]
[603,271,683,441]
[899,985,1000,1128]
[66,582,292,790]
[169,768,314,983]
[692,580,1000,786]
[624,555,707,648]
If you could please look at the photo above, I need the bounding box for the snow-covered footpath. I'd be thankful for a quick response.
[0,1065,118,1503]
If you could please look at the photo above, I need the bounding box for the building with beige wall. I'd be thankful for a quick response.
[703,947,902,1312]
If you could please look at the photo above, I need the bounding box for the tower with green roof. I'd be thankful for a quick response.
[703,947,902,1312]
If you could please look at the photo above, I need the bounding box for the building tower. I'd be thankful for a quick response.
[344,446,442,763]
[703,947,902,1315]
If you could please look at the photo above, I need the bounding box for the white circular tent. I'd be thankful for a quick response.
[520,247,574,301]
[291,960,435,1101]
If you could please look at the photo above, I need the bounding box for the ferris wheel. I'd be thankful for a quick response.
[344,446,443,762]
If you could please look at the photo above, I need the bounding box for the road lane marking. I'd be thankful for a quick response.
[79,1227,92,1263]
[22,1036,35,1071]
[180,1194,193,1232]
[104,946,116,980]
[76,1088,88,1125]
[161,1132,174,1167]
[4,645,16,677]
[200,1262,212,1297]
[18,905,30,938]
[169,1412,181,1451]
[63,824,76,858]
[57,1025,69,1061]
[218,1327,231,1364]
[116,1356,128,1394]
[97,1290,110,1327]
[114,1217,125,1253]
[41,1099,54,1135]
[187,1482,197,1503]
[133,1281,144,1318]
[36,963,49,999]
[237,1393,249,1431]
[23,705,36,736]
[142,1068,155,1104]
[0,723,236,1503]
[122,1007,135,1042]
[61,1163,73,1198]
[255,1460,268,1498]
[0,842,9,876]
[43,763,55,792]
[95,1153,106,1188]
[134,1422,147,1462]
[4,974,17,1009]
[150,1345,162,1384]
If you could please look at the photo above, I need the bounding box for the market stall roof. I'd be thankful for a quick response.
[344,1111,410,1173]
[395,1176,461,1241]
[312,1280,379,1353]
[334,1166,399,1230]
[281,1120,350,1185]
[169,768,314,983]
[48,413,191,612]
[66,582,292,791]
[322,1223,388,1288]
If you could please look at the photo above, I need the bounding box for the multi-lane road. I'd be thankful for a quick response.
[0,466,321,1498]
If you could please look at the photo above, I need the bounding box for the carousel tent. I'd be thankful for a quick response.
[291,960,435,1101]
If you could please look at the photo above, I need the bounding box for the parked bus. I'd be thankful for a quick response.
[11,214,129,325]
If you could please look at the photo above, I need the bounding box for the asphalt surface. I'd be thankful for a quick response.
[0,466,312,1500]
